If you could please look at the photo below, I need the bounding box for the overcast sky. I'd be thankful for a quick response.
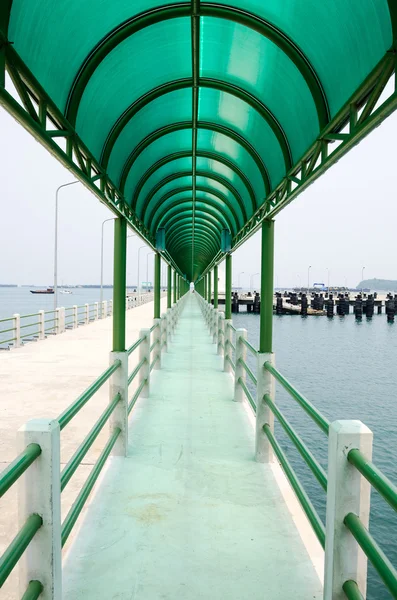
[1,92,396,289]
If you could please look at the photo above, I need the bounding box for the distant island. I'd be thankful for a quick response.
[357,278,397,291]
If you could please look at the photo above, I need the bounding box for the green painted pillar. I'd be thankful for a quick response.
[204,275,207,300]
[213,265,218,308]
[259,220,275,353]
[167,264,172,308]
[112,217,127,351]
[173,270,177,303]
[225,253,232,320]
[154,252,161,318]
[208,271,212,303]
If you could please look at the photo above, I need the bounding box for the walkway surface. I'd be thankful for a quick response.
[63,294,323,599]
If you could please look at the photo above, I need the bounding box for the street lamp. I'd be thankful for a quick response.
[54,180,80,310]
[238,271,245,289]
[100,217,116,317]
[361,266,366,294]
[250,272,259,293]
[307,265,312,294]
[146,251,155,295]
[326,268,330,292]
[137,245,147,301]
[297,274,301,290]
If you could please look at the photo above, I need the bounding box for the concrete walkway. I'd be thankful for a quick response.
[63,294,323,599]
[0,298,166,600]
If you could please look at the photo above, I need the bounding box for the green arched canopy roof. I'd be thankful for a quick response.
[1,1,396,279]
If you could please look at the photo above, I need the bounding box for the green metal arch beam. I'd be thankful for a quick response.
[167,220,220,246]
[65,3,329,129]
[121,121,270,198]
[156,200,230,233]
[167,225,218,248]
[169,231,218,255]
[163,211,224,236]
[140,169,249,223]
[169,233,217,257]
[150,187,238,233]
[131,149,257,213]
[101,78,292,170]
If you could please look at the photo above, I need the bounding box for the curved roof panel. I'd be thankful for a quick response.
[3,0,395,279]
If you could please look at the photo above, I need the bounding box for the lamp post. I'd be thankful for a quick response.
[361,266,366,294]
[54,180,80,310]
[238,271,245,290]
[326,268,330,292]
[307,265,312,294]
[250,272,259,293]
[100,217,116,317]
[146,251,155,295]
[137,245,147,301]
[297,274,301,290]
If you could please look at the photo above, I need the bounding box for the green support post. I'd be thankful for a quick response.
[167,264,172,309]
[259,220,275,353]
[213,265,218,308]
[173,270,177,304]
[225,254,232,320]
[154,252,161,318]
[112,217,127,352]
[204,275,207,300]
[208,271,212,303]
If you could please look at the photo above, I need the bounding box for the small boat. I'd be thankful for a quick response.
[30,288,54,294]
[60,289,72,294]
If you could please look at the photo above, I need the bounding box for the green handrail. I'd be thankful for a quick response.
[20,313,39,319]
[263,424,326,548]
[61,393,121,492]
[342,580,364,600]
[44,318,57,324]
[227,323,236,331]
[128,379,147,415]
[239,358,257,385]
[44,310,57,315]
[240,337,257,356]
[61,428,121,547]
[344,512,397,597]
[348,449,397,513]
[0,443,41,498]
[0,316,14,323]
[127,336,145,356]
[0,514,43,586]
[0,326,16,334]
[264,395,327,491]
[150,340,159,352]
[238,377,256,413]
[225,339,236,352]
[57,360,121,430]
[225,355,236,372]
[150,355,159,372]
[20,322,40,329]
[0,337,17,344]
[264,362,330,435]
[128,358,147,386]
[150,323,159,332]
[21,580,43,600]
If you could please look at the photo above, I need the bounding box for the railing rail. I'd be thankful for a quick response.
[0,291,161,349]
[0,443,41,498]
[57,361,121,430]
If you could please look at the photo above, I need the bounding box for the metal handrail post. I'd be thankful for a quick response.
[17,419,61,597]
[218,313,224,355]
[161,313,167,353]
[256,352,275,462]
[139,328,150,397]
[324,421,373,599]
[234,329,247,402]
[224,321,233,372]
[108,350,128,456]
[152,318,161,369]
[13,314,21,348]
[38,310,45,340]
